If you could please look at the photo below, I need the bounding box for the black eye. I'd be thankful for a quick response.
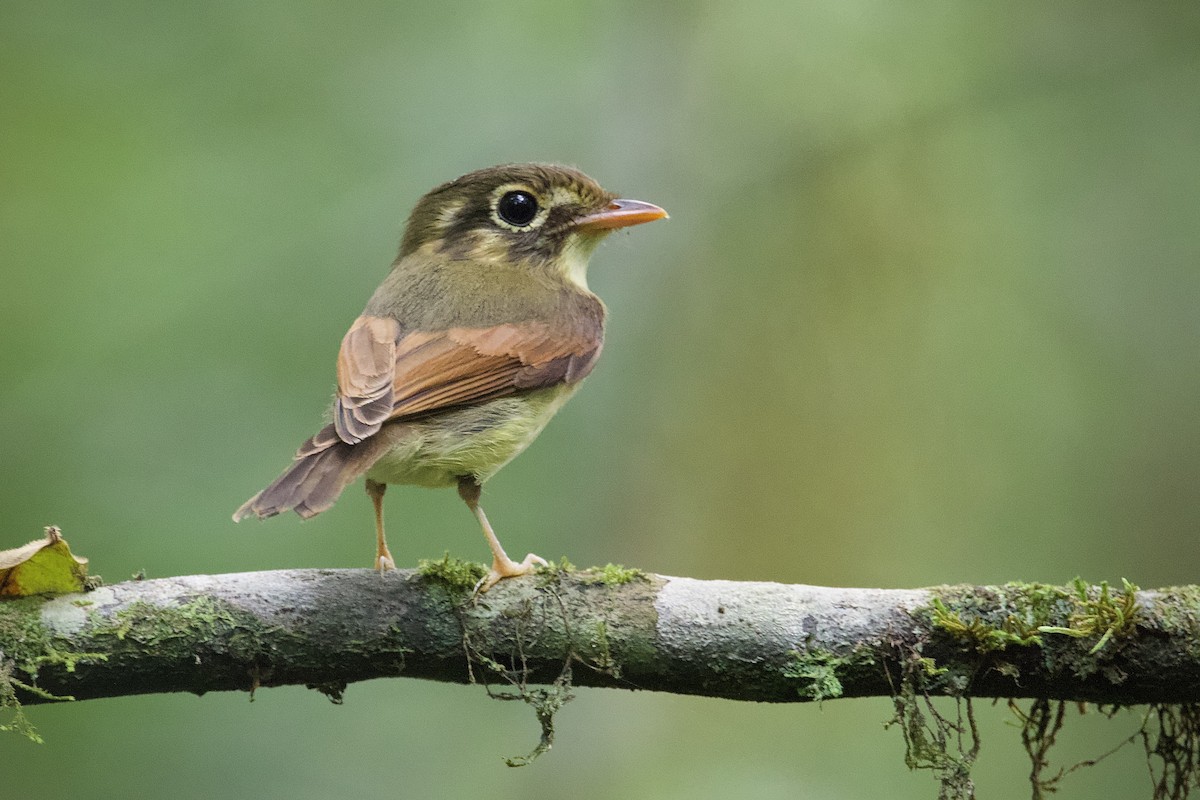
[496,190,539,227]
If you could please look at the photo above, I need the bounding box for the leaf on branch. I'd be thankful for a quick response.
[0,527,90,598]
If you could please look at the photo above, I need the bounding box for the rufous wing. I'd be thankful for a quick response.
[334,315,401,444]
[331,314,601,446]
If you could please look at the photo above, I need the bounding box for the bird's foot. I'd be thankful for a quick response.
[474,552,548,594]
[376,549,396,573]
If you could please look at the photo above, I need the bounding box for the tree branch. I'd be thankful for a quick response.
[1,566,1197,707]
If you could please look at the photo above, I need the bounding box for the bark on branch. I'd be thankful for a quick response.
[1,566,1197,707]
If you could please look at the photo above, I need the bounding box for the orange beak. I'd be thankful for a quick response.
[574,199,669,232]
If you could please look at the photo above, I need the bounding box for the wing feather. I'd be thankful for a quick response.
[330,312,602,446]
[334,316,401,443]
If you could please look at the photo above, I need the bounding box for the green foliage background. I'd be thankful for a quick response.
[2,2,1198,797]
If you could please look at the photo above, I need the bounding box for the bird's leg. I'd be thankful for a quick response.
[366,479,396,572]
[456,476,546,592]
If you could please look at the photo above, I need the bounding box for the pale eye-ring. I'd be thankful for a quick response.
[496,190,539,227]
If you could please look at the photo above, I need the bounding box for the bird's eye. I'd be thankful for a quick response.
[496,190,539,227]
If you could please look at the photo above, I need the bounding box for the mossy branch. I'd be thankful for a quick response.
[1,568,1199,710]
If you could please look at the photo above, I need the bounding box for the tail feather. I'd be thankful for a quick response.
[233,424,383,522]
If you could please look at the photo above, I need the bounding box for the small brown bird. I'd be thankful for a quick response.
[234,164,666,590]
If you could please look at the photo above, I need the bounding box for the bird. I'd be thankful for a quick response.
[233,163,667,591]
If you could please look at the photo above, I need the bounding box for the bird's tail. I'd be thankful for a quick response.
[233,424,383,522]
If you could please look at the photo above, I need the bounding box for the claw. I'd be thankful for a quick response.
[474,552,547,593]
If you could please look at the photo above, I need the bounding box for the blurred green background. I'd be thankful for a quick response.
[2,2,1198,797]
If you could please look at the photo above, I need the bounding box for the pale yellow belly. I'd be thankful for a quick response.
[364,385,579,488]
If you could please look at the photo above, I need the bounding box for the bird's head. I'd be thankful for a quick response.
[397,163,666,288]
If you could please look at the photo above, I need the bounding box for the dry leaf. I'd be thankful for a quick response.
[0,526,89,597]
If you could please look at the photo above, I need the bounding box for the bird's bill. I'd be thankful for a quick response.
[573,199,668,232]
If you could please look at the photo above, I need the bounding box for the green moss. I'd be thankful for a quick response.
[97,596,231,643]
[0,600,51,742]
[923,579,1143,692]
[0,660,42,743]
[1037,578,1139,655]
[783,646,876,703]
[416,553,487,591]
[532,557,577,588]
[902,579,1156,794]
[0,597,105,681]
[930,596,1044,652]
[926,580,1141,656]
[0,599,55,672]
[784,649,844,701]
[0,597,106,742]
[918,656,949,678]
[906,579,1146,794]
[86,594,286,671]
[581,563,647,586]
